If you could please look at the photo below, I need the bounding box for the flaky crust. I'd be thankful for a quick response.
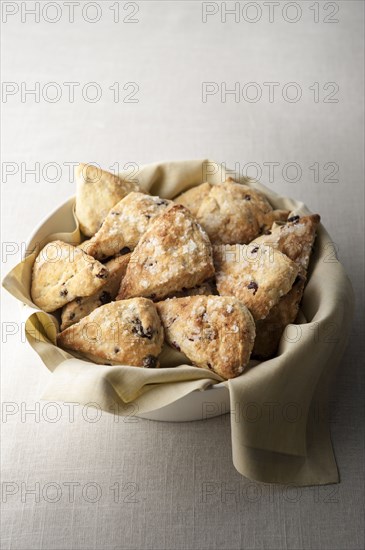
[156,296,255,379]
[60,253,131,330]
[174,179,289,244]
[85,193,172,260]
[75,164,140,236]
[58,298,164,367]
[117,205,215,301]
[252,275,306,359]
[214,243,299,320]
[31,241,109,312]
[251,214,320,275]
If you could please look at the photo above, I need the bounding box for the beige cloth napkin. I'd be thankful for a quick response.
[2,160,354,486]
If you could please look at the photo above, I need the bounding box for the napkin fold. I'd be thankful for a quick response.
[2,159,354,486]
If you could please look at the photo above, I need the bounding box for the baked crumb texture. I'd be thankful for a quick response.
[58,298,164,367]
[174,179,289,244]
[117,204,215,301]
[75,164,140,236]
[157,295,255,379]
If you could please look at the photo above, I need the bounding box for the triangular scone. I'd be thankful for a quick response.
[156,296,255,379]
[174,182,212,216]
[75,164,140,236]
[31,241,109,312]
[60,253,131,330]
[252,274,306,359]
[214,243,299,320]
[250,214,320,275]
[174,179,289,244]
[58,298,164,367]
[118,205,215,301]
[86,193,173,260]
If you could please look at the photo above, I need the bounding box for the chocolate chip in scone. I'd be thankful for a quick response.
[114,347,120,353]
[111,211,120,215]
[247,281,258,295]
[171,341,181,351]
[75,297,82,304]
[155,199,169,206]
[287,215,300,223]
[244,194,251,201]
[251,246,259,254]
[69,312,76,320]
[131,318,153,339]
[165,316,177,328]
[143,355,157,368]
[99,290,112,305]
[96,268,108,279]
[120,247,131,255]
[60,288,68,297]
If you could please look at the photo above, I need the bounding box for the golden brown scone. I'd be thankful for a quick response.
[174,179,289,244]
[252,274,306,359]
[214,243,299,320]
[75,164,140,236]
[31,241,109,313]
[58,298,164,367]
[60,253,131,330]
[86,193,172,260]
[156,296,255,379]
[174,182,211,216]
[250,214,320,275]
[117,204,215,301]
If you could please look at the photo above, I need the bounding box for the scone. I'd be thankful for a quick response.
[75,164,140,236]
[252,274,306,359]
[60,253,131,330]
[85,193,173,260]
[174,182,212,217]
[31,241,109,312]
[174,179,289,244]
[117,204,215,301]
[156,295,255,379]
[214,243,299,320]
[58,298,164,367]
[250,214,320,275]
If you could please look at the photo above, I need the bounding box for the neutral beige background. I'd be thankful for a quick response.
[1,1,364,549]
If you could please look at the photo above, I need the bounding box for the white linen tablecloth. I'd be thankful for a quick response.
[1,2,364,549]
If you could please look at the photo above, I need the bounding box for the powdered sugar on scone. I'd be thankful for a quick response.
[156,295,255,379]
[118,205,214,301]
[86,193,172,260]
